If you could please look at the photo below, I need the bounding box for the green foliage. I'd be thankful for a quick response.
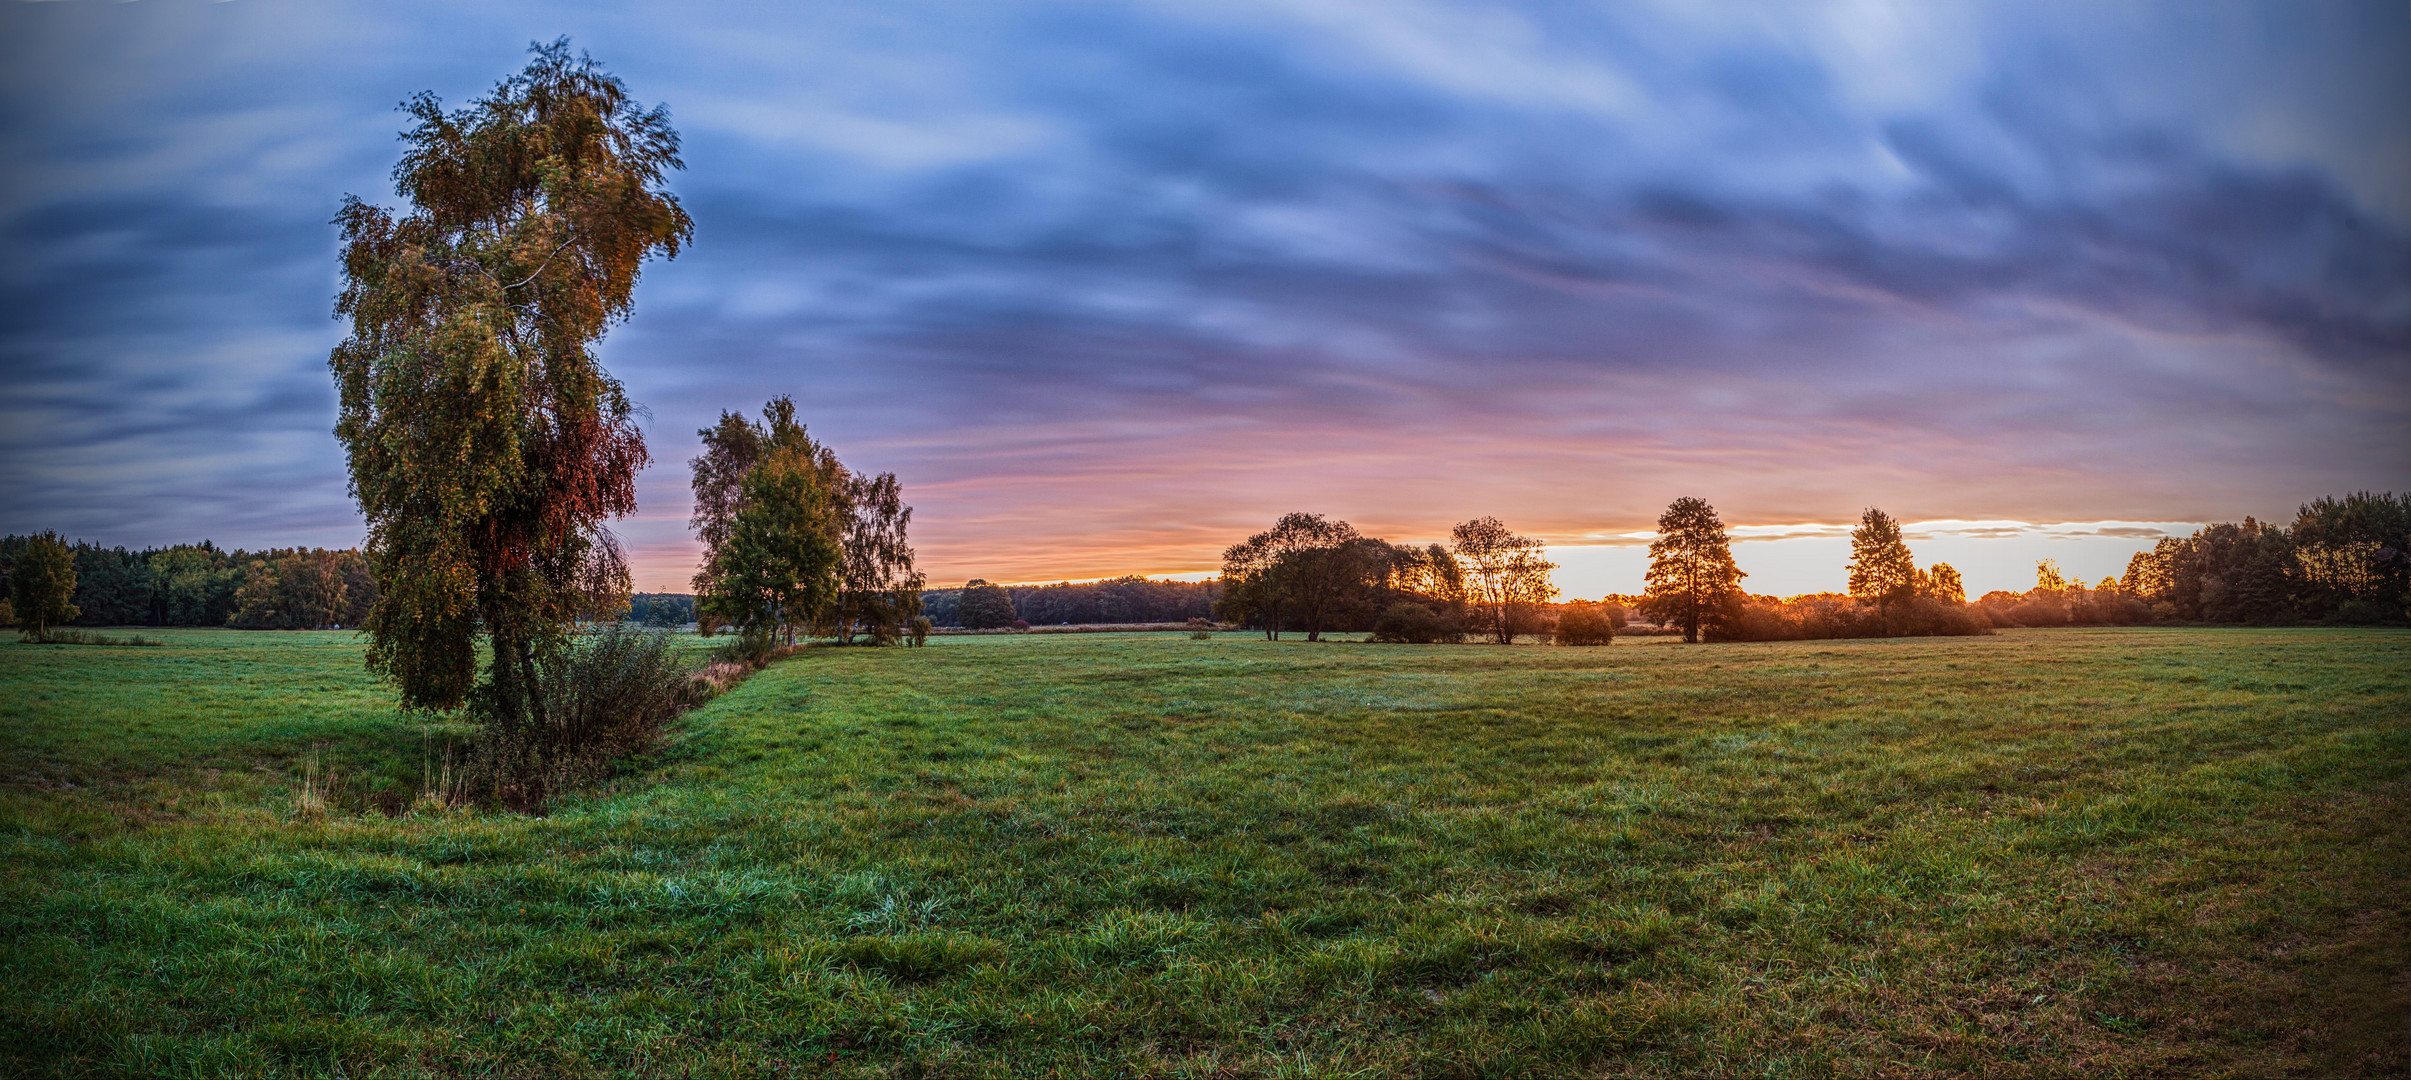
[10,532,78,642]
[1640,497,1745,643]
[690,396,922,645]
[956,579,1018,630]
[463,623,689,810]
[22,628,162,647]
[2,628,2404,1075]
[705,443,844,646]
[228,550,375,629]
[330,40,688,722]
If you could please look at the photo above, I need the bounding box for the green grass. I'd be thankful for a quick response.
[2,627,2404,1076]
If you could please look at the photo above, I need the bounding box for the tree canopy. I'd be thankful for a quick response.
[330,40,689,726]
[957,580,1018,630]
[1846,507,1918,607]
[689,396,923,644]
[1450,517,1558,644]
[11,532,78,641]
[1640,497,1745,643]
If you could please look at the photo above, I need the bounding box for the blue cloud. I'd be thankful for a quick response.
[0,0,2404,580]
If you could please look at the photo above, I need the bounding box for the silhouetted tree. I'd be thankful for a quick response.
[1847,507,1918,611]
[2291,491,2410,622]
[2034,560,2069,592]
[331,41,690,733]
[1216,513,1382,641]
[1451,517,1558,644]
[12,532,78,641]
[1640,497,1744,643]
[957,579,1017,629]
[1554,602,1615,646]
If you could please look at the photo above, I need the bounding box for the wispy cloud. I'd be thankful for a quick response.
[1,0,2403,593]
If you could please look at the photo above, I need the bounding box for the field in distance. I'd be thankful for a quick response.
[2,627,2404,1076]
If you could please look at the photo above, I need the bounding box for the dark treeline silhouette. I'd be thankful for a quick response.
[1641,491,2411,640]
[1206,512,1556,641]
[1972,492,2410,627]
[924,575,1220,628]
[0,537,378,629]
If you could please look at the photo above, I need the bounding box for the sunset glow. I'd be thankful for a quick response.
[3,1,2404,594]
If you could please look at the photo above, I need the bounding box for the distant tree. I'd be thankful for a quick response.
[229,550,350,629]
[1217,513,1383,641]
[830,470,925,645]
[11,532,78,641]
[1639,497,1745,644]
[957,579,1018,630]
[1923,562,1966,604]
[1846,507,1919,610]
[1386,542,1466,611]
[1450,517,1558,644]
[330,41,690,733]
[704,442,844,645]
[2034,560,2069,592]
[691,396,922,645]
[69,544,152,626]
[2290,491,2410,621]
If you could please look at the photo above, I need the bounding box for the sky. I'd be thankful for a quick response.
[1,0,2406,599]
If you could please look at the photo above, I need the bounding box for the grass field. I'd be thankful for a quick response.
[2,627,2405,1077]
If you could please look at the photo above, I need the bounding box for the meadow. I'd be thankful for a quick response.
[2,627,2404,1077]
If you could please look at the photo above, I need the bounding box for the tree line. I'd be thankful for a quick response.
[922,575,1220,628]
[1190,490,2409,645]
[0,534,379,631]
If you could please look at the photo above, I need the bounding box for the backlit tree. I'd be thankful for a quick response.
[1450,517,1558,644]
[1640,497,1745,643]
[1847,507,1918,608]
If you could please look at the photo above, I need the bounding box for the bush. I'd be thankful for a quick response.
[1010,619,1030,631]
[29,628,162,646]
[1371,602,1465,644]
[909,616,933,646]
[1189,629,1213,640]
[1554,604,1615,646]
[466,623,688,810]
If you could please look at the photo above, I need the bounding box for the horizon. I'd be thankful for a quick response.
[3,1,2405,601]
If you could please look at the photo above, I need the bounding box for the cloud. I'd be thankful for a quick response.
[0,0,2404,589]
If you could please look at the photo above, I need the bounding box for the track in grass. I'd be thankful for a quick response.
[3,627,2404,1075]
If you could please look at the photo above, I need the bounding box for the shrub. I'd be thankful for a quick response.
[30,628,162,647]
[1010,619,1030,631]
[1554,604,1615,646]
[466,623,689,810]
[1188,629,1213,640]
[909,616,933,646]
[1371,602,1466,644]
